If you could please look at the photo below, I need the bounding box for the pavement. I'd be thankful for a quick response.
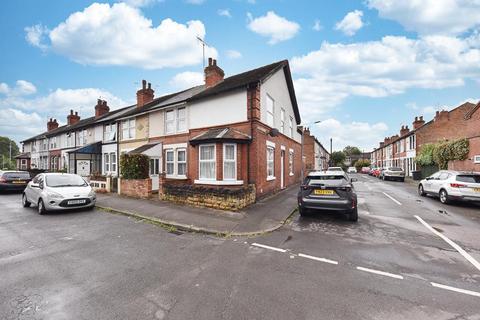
[1,175,480,319]
[95,184,299,236]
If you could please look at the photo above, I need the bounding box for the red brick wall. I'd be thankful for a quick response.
[120,178,152,199]
[303,130,315,173]
[416,103,480,171]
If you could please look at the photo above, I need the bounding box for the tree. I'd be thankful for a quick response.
[343,146,361,156]
[0,136,19,170]
[355,159,371,171]
[330,151,346,167]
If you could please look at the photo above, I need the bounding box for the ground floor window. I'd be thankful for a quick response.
[267,146,275,180]
[177,149,186,176]
[149,158,160,175]
[199,144,216,180]
[165,148,186,178]
[223,144,236,180]
[20,159,27,170]
[166,150,174,175]
[288,150,294,175]
[110,152,117,173]
[104,153,110,173]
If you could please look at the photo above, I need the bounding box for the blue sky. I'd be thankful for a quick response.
[1,0,479,151]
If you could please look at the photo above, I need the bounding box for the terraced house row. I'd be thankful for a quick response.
[17,59,304,202]
[371,101,480,176]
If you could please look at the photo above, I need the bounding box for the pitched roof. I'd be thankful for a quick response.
[190,127,251,145]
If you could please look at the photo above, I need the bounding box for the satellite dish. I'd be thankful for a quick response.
[269,128,280,137]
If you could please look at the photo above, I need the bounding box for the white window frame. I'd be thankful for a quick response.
[165,149,175,176]
[104,123,117,142]
[280,108,285,134]
[223,143,237,181]
[165,106,187,135]
[122,119,135,140]
[165,110,175,135]
[289,150,294,176]
[289,117,294,137]
[474,155,480,164]
[21,159,27,170]
[104,153,110,173]
[199,144,216,181]
[176,148,187,177]
[78,130,87,146]
[110,152,116,173]
[177,107,186,132]
[266,94,275,127]
[267,146,275,181]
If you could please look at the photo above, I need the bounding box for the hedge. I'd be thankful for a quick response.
[416,138,469,169]
[120,154,149,179]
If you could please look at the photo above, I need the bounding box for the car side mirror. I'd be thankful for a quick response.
[39,182,44,189]
[426,177,432,180]
[351,178,358,182]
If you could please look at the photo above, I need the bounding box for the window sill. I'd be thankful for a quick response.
[166,175,187,180]
[267,176,276,181]
[194,180,244,185]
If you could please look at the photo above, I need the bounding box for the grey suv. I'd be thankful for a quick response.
[298,171,358,221]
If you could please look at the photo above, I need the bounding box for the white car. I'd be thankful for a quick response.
[22,173,96,214]
[418,170,480,204]
[381,167,405,182]
[347,167,357,173]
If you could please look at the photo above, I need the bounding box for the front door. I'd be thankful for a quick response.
[280,150,285,189]
[149,157,160,191]
[77,160,90,177]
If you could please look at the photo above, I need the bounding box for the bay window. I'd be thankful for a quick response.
[223,144,236,180]
[199,144,216,180]
[122,119,135,140]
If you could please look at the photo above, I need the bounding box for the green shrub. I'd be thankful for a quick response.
[120,154,149,179]
[416,139,469,169]
[355,159,371,171]
[416,143,436,166]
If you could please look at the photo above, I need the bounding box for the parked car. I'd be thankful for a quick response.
[374,168,385,178]
[0,170,31,192]
[347,167,357,173]
[22,173,96,214]
[418,170,480,205]
[327,167,344,172]
[298,171,358,222]
[361,167,371,174]
[380,167,405,181]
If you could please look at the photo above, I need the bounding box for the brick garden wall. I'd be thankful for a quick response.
[160,184,256,211]
[120,178,152,199]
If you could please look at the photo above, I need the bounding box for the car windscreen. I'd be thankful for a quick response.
[456,175,480,183]
[306,175,346,185]
[328,168,342,171]
[3,172,31,179]
[46,175,87,187]
[388,167,403,171]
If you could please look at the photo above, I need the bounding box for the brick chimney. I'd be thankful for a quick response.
[204,58,224,88]
[95,99,110,118]
[47,118,59,131]
[434,110,449,122]
[412,116,425,129]
[399,125,410,137]
[67,110,80,126]
[379,142,385,148]
[136,80,154,108]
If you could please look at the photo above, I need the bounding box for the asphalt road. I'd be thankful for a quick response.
[0,176,479,320]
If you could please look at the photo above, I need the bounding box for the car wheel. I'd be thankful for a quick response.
[22,193,31,208]
[400,178,405,182]
[439,189,450,204]
[348,207,358,222]
[38,199,47,215]
[298,206,308,216]
[418,184,426,196]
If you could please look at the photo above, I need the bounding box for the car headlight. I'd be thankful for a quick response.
[47,191,64,200]
[88,190,96,197]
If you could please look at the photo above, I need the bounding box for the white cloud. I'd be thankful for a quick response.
[0,80,37,96]
[312,119,389,151]
[121,0,162,7]
[186,0,205,4]
[218,9,231,18]
[25,2,217,69]
[335,10,364,36]
[292,35,480,114]
[226,49,242,59]
[24,24,49,50]
[313,19,322,31]
[367,0,480,35]
[0,108,45,142]
[169,71,204,89]
[247,11,300,44]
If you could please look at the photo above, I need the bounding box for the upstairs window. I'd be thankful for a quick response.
[165,107,187,134]
[266,95,274,127]
[165,110,175,134]
[122,119,135,140]
[280,108,285,134]
[104,123,117,142]
[289,117,294,137]
[78,130,87,146]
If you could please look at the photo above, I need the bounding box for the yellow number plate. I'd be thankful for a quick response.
[474,188,480,192]
[314,189,334,195]
[12,181,25,184]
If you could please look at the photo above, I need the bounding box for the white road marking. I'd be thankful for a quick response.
[251,243,287,253]
[414,215,480,272]
[382,192,402,205]
[356,266,404,279]
[431,282,480,297]
[298,253,338,265]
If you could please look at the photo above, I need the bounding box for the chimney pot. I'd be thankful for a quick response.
[142,79,146,89]
[148,82,151,90]
[213,59,217,66]
[70,109,74,115]
[75,111,78,116]
[420,116,423,121]
[208,57,213,66]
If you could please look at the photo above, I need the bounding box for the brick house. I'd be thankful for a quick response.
[415,102,480,171]
[303,128,329,174]
[117,58,302,199]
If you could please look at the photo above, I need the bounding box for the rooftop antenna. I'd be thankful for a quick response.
[196,36,208,69]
